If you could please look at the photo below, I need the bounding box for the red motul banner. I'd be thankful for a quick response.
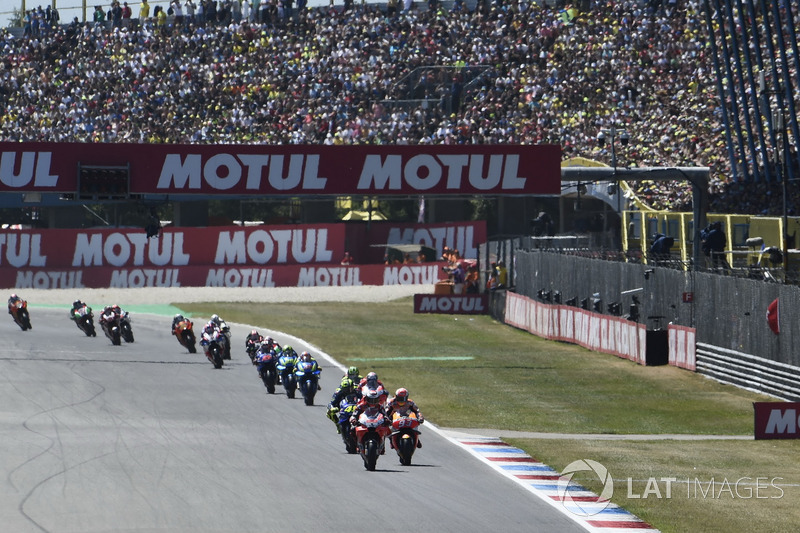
[0,143,561,195]
[754,402,800,439]
[413,294,489,314]
[0,223,468,288]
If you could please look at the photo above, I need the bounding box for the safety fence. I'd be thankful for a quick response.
[696,344,800,401]
[482,238,800,399]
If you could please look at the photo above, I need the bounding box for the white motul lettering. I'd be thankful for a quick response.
[404,154,441,191]
[296,267,362,287]
[205,268,274,287]
[72,232,191,267]
[104,233,131,267]
[271,229,292,262]
[215,231,247,264]
[765,409,797,434]
[358,155,403,190]
[204,153,241,190]
[157,153,203,189]
[419,297,437,312]
[437,155,469,188]
[302,155,327,190]
[73,233,103,266]
[267,154,304,191]
[292,229,315,263]
[0,234,48,267]
[34,152,59,186]
[15,270,83,289]
[111,269,180,288]
[238,154,270,189]
[247,230,275,264]
[0,152,35,187]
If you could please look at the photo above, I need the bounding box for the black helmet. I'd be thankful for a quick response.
[73,300,82,307]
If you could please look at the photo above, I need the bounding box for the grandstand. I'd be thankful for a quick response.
[1,1,798,260]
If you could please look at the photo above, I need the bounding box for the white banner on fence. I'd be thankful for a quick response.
[668,325,697,370]
[505,292,647,365]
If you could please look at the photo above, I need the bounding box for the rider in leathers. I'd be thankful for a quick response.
[385,388,424,448]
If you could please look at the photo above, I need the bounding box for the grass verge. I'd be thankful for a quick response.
[177,298,799,532]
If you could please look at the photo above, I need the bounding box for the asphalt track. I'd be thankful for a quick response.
[0,308,588,533]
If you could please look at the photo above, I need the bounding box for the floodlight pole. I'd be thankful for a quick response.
[561,166,709,269]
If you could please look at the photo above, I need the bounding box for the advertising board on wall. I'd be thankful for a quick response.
[754,402,800,440]
[0,143,561,196]
[0,222,483,289]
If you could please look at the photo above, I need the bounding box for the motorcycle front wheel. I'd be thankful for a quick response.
[364,437,379,471]
[397,434,415,466]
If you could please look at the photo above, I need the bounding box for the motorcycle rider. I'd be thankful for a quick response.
[70,299,89,321]
[254,343,279,380]
[385,388,424,448]
[357,371,388,404]
[245,329,264,363]
[295,351,321,391]
[100,304,123,325]
[262,335,282,352]
[327,377,358,431]
[172,313,188,333]
[350,389,391,450]
[277,345,299,385]
[7,293,21,314]
[210,314,232,359]
[342,365,362,384]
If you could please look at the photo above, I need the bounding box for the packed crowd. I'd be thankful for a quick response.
[1,0,794,215]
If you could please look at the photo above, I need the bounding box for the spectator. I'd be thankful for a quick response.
[701,222,729,270]
[650,233,675,266]
[139,0,150,23]
[340,251,353,265]
[496,261,508,289]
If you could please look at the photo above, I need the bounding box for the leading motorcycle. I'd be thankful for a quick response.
[9,298,31,331]
[73,304,96,337]
[390,412,422,466]
[354,408,392,471]
[174,319,197,353]
[200,328,226,369]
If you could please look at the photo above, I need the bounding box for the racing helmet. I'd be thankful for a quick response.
[300,351,312,362]
[73,299,82,308]
[365,388,381,406]
[10,293,16,299]
[266,336,274,344]
[366,371,378,385]
[395,388,409,404]
[283,345,293,354]
[347,366,360,380]
[340,378,355,391]
[174,313,184,320]
[211,314,220,324]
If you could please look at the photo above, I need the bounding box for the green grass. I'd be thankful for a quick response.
[177,298,799,532]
